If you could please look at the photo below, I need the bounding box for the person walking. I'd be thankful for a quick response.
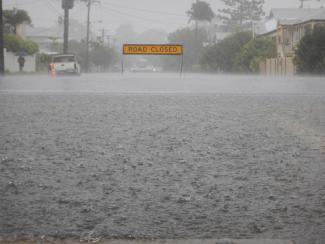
[18,56,25,72]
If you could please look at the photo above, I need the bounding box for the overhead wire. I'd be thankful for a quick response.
[70,4,88,17]
[100,0,186,17]
[98,4,185,27]
[4,0,43,8]
[46,0,62,15]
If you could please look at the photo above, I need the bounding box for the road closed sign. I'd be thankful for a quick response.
[123,44,183,55]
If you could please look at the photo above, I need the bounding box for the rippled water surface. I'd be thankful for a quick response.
[0,74,324,244]
[1,73,325,94]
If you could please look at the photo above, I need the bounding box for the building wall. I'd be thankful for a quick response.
[4,49,36,72]
[15,23,26,38]
[277,21,325,58]
[259,20,325,75]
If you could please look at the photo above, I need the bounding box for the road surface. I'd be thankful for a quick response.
[0,73,324,244]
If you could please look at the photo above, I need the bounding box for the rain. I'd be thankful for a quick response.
[0,1,325,244]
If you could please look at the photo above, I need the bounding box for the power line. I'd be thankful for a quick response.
[70,4,87,17]
[4,0,41,8]
[299,0,325,7]
[101,0,186,17]
[39,0,61,18]
[99,4,184,26]
[46,0,62,15]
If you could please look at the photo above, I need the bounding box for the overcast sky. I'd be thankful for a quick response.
[4,0,325,35]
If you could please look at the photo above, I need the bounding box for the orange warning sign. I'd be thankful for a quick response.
[123,44,183,55]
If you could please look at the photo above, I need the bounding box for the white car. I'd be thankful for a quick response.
[49,54,81,75]
[130,65,157,73]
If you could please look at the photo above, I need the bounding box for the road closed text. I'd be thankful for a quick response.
[123,44,183,55]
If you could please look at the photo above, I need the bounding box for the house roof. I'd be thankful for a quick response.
[269,8,320,21]
[256,8,325,35]
[255,19,275,36]
[305,7,325,21]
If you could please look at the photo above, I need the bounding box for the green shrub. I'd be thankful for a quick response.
[235,37,277,72]
[295,26,325,74]
[4,34,39,55]
[200,31,252,72]
[36,53,51,72]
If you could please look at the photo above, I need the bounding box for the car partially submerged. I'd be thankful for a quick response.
[49,54,81,75]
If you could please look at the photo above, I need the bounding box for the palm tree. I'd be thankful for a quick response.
[3,9,31,35]
[187,0,215,29]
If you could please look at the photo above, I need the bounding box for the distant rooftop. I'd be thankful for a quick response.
[270,8,319,21]
[256,8,325,35]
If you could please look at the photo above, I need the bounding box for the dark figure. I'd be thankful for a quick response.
[18,56,25,72]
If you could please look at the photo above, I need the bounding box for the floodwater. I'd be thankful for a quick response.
[0,73,324,244]
[0,73,325,94]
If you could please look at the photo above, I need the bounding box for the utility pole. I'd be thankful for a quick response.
[85,0,100,72]
[63,7,69,53]
[300,0,304,8]
[101,28,105,44]
[85,0,91,73]
[0,0,4,75]
[298,0,323,8]
[195,0,199,38]
[98,28,110,45]
[62,0,74,54]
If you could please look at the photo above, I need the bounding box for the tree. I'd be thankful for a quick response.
[187,0,215,37]
[218,0,264,31]
[36,53,52,72]
[294,26,325,74]
[4,34,38,55]
[115,24,137,47]
[90,42,118,71]
[187,0,215,23]
[162,27,208,71]
[52,39,118,71]
[235,37,276,72]
[200,31,252,72]
[137,29,168,44]
[3,9,31,34]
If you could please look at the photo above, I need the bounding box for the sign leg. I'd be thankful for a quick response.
[180,54,184,77]
[121,55,124,76]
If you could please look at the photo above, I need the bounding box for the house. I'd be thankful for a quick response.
[24,19,88,54]
[205,16,232,44]
[25,26,63,54]
[3,22,36,73]
[194,16,232,46]
[256,8,325,75]
[4,48,36,73]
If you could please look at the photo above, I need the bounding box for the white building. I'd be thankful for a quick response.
[4,48,36,73]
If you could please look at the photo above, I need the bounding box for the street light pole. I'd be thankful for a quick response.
[62,0,74,54]
[0,0,5,75]
[300,0,304,8]
[85,0,91,73]
[63,7,69,53]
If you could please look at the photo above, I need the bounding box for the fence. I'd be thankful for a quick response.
[259,57,296,75]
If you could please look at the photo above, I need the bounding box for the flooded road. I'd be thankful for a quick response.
[1,73,325,94]
[0,74,324,244]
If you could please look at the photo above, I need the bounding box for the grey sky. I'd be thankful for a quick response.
[3,0,325,35]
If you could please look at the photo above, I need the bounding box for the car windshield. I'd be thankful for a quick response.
[53,56,75,63]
